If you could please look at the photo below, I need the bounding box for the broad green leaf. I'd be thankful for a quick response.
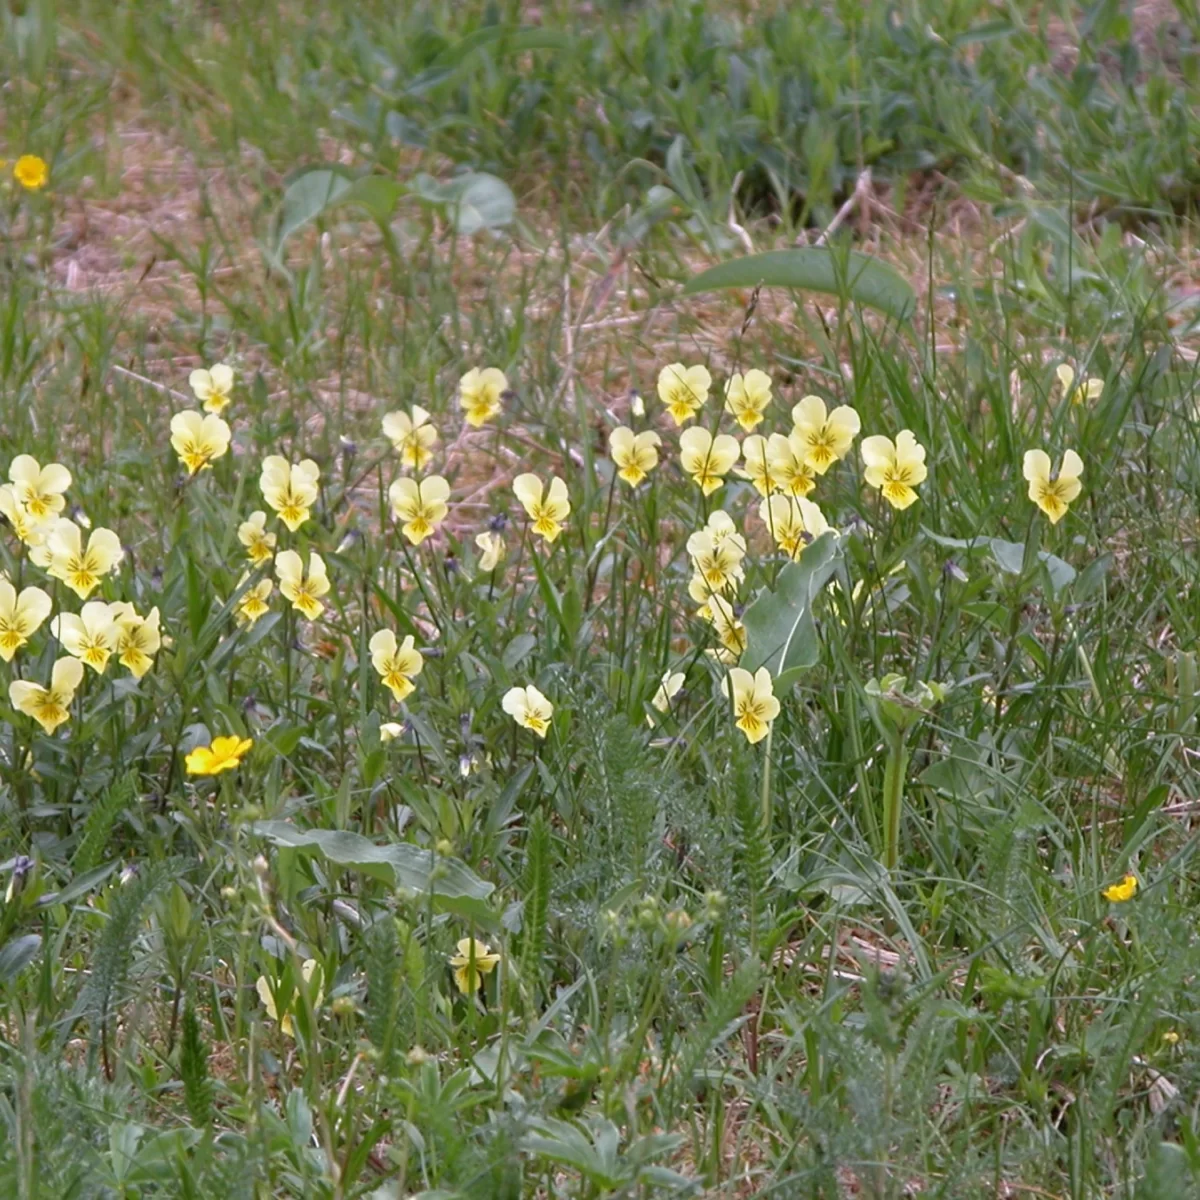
[410,172,516,235]
[741,532,841,687]
[988,538,1076,594]
[683,247,916,321]
[276,168,355,250]
[0,933,41,983]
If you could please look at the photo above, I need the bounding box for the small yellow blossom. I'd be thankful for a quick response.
[657,363,711,426]
[1023,449,1083,525]
[380,721,405,742]
[382,405,438,471]
[9,455,70,521]
[726,666,780,745]
[459,367,509,427]
[1057,363,1104,406]
[41,519,123,600]
[475,530,506,572]
[51,601,121,673]
[651,670,685,713]
[10,656,84,734]
[679,427,739,495]
[109,602,162,678]
[256,959,323,1037]
[260,456,320,532]
[738,433,816,498]
[389,474,450,545]
[238,511,277,566]
[235,576,274,626]
[0,485,49,548]
[760,494,830,560]
[1102,873,1138,903]
[185,734,253,776]
[791,395,861,474]
[13,155,49,191]
[275,550,330,621]
[686,520,747,595]
[513,474,570,543]
[369,629,424,703]
[608,426,662,486]
[861,430,927,510]
[171,410,232,475]
[0,581,51,661]
[704,592,747,663]
[502,684,553,737]
[723,369,773,432]
[188,364,235,415]
[449,938,501,995]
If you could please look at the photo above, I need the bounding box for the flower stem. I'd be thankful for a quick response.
[882,731,909,871]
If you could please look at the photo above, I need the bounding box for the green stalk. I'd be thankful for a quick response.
[882,731,909,872]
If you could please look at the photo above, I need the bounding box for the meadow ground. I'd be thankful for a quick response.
[4,0,1200,1196]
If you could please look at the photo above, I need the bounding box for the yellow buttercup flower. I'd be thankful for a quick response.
[723,369,773,432]
[726,666,780,745]
[185,734,253,776]
[459,367,509,428]
[10,656,84,734]
[861,430,927,510]
[475,530,506,573]
[1057,363,1104,406]
[51,601,121,673]
[275,550,330,621]
[513,474,570,543]
[256,958,323,1037]
[791,395,861,474]
[657,363,712,426]
[0,485,49,548]
[13,155,49,191]
[1023,449,1083,525]
[171,410,232,475]
[651,670,685,713]
[679,427,739,496]
[449,938,500,995]
[369,629,424,703]
[760,494,830,560]
[608,426,662,486]
[389,474,450,545]
[502,684,553,737]
[0,581,51,661]
[260,456,320,532]
[235,575,273,626]
[9,455,70,521]
[1102,873,1138,903]
[238,511,277,566]
[188,364,235,415]
[109,603,161,678]
[42,519,122,600]
[383,405,438,471]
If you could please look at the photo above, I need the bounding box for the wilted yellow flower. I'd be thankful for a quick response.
[513,474,570,543]
[449,938,501,994]
[723,369,773,432]
[609,426,662,486]
[703,592,747,663]
[188,364,235,415]
[238,511,276,566]
[861,430,927,510]
[686,521,746,595]
[1057,363,1104,406]
[185,734,253,776]
[679,427,739,495]
[1102,873,1138,903]
[41,519,122,600]
[791,395,861,474]
[0,485,49,548]
[10,656,84,734]
[256,958,323,1037]
[109,602,162,678]
[0,581,51,661]
[475,530,505,572]
[13,155,49,191]
[383,405,438,470]
[370,629,424,703]
[502,684,553,737]
[51,601,120,673]
[651,670,685,713]
[726,666,780,744]
[459,367,509,427]
[9,455,70,521]
[389,474,450,545]
[760,494,830,560]
[1023,449,1083,525]
[275,550,330,620]
[260,456,320,532]
[235,575,273,626]
[171,410,232,475]
[657,363,711,426]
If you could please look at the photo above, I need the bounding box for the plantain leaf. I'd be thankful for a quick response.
[0,934,41,983]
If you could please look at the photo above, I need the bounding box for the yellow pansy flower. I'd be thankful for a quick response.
[185,734,253,776]
[760,494,830,560]
[679,427,739,496]
[1023,449,1083,525]
[0,581,51,662]
[380,721,405,742]
[726,666,780,745]
[389,474,450,545]
[703,592,747,663]
[861,430,927,510]
[275,550,330,621]
[238,511,277,566]
[260,456,320,532]
[188,364,235,415]
[0,485,49,548]
[109,602,162,678]
[459,367,509,427]
[10,656,84,734]
[657,363,711,426]
[1102,873,1138,903]
[608,426,662,486]
[502,684,553,737]
[171,410,232,475]
[9,455,70,521]
[651,670,685,713]
[449,938,501,995]
[791,395,861,474]
[1057,363,1104,406]
[51,601,121,673]
[382,405,439,471]
[513,474,570,543]
[369,629,424,703]
[235,575,273,626]
[723,369,773,432]
[13,155,49,191]
[42,519,123,600]
[685,522,746,595]
[256,958,323,1038]
[475,530,506,572]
